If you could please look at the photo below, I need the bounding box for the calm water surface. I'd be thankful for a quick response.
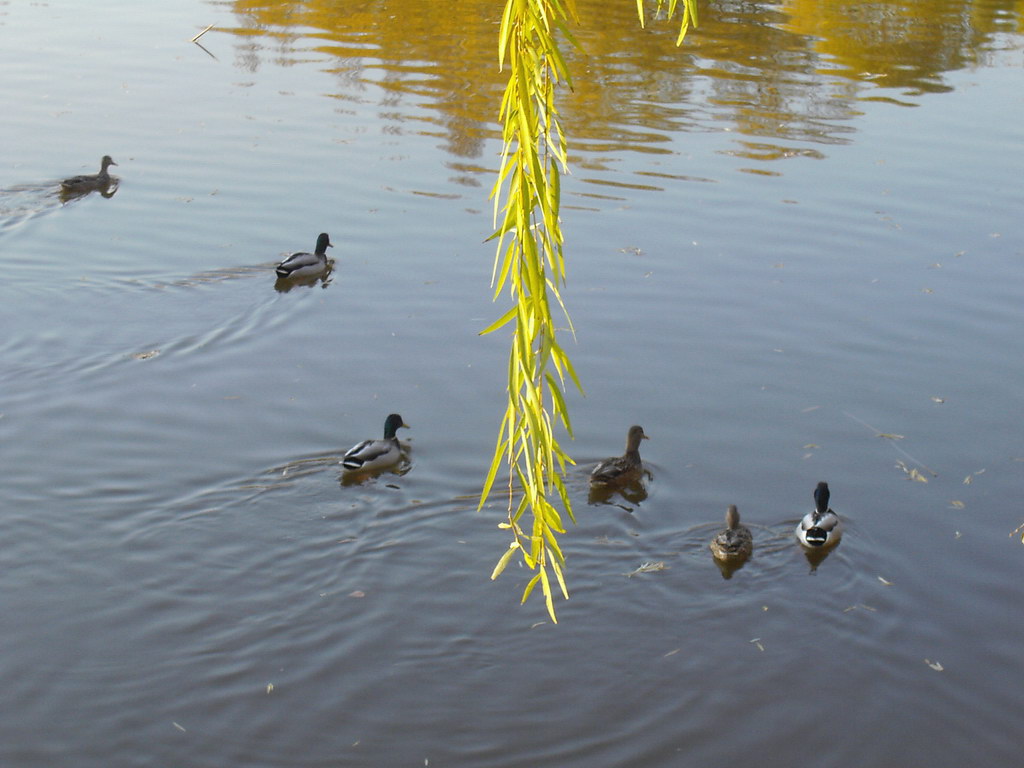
[2,0,1023,766]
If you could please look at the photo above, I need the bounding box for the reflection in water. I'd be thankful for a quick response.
[801,543,837,572]
[223,0,1024,170]
[780,0,1024,89]
[713,553,749,580]
[59,179,119,204]
[587,475,649,510]
[273,263,334,292]
[339,457,413,487]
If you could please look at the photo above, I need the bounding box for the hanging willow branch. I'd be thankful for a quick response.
[482,0,700,622]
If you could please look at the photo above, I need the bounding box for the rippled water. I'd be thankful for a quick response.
[2,0,1023,765]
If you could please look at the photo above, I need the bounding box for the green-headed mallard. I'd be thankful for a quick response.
[796,481,841,548]
[276,233,333,279]
[341,413,409,472]
[590,425,648,485]
[61,155,117,192]
[710,504,753,561]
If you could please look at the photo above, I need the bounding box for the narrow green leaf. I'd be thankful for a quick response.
[480,304,518,336]
[521,571,542,604]
[491,542,521,580]
[551,558,569,599]
[540,566,557,623]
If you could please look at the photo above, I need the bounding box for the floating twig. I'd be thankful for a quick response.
[844,411,939,477]
[1010,522,1024,542]
[191,23,215,43]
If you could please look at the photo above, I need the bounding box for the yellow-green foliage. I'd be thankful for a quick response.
[482,0,699,622]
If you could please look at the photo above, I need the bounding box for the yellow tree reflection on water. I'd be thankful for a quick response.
[226,0,1023,159]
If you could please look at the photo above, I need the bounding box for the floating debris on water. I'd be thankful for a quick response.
[963,469,985,484]
[896,460,929,483]
[626,561,667,578]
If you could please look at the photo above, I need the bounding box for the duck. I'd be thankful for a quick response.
[275,233,333,279]
[61,155,117,192]
[590,425,648,485]
[341,413,409,472]
[710,504,754,561]
[796,481,841,548]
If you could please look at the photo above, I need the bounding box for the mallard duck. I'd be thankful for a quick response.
[61,155,117,191]
[710,504,754,561]
[590,425,648,485]
[341,413,409,472]
[796,481,841,548]
[275,233,333,279]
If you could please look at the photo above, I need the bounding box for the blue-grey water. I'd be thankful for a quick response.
[2,0,1022,765]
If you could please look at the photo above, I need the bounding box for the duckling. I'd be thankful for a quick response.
[590,425,648,485]
[61,155,117,192]
[796,481,841,548]
[275,233,333,279]
[710,504,753,561]
[342,413,409,472]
